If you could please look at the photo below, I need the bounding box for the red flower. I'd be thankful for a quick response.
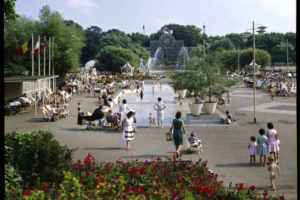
[139,186,145,193]
[23,192,30,196]
[42,183,48,192]
[80,177,84,183]
[249,185,256,191]
[140,167,146,174]
[130,167,139,174]
[262,189,268,196]
[180,184,184,189]
[86,172,90,177]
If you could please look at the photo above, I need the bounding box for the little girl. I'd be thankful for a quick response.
[267,155,280,190]
[256,129,268,166]
[77,102,81,114]
[248,136,257,165]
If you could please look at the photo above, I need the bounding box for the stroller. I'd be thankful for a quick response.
[77,112,100,129]
[185,133,203,154]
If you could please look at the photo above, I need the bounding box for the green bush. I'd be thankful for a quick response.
[5,130,76,187]
[5,163,23,199]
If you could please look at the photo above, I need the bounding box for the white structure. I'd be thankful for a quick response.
[85,60,98,71]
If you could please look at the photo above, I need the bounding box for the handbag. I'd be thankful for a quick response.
[165,132,172,141]
[119,131,126,142]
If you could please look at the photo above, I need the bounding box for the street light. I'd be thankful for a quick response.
[242,21,267,124]
[280,40,294,73]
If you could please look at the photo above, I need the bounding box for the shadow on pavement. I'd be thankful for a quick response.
[26,118,46,123]
[83,147,124,151]
[216,163,251,168]
[277,120,296,124]
[122,154,169,159]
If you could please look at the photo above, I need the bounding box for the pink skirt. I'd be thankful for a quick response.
[268,140,279,152]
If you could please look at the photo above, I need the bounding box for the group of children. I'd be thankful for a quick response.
[248,122,280,190]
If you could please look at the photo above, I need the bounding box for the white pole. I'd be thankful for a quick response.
[253,21,256,124]
[38,35,40,76]
[32,34,34,76]
[49,37,51,76]
[35,82,37,116]
[44,36,46,76]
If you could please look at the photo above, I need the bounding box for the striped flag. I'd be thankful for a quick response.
[16,39,32,55]
[34,41,46,55]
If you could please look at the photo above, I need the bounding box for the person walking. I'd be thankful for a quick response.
[267,122,280,164]
[153,97,167,128]
[169,111,186,159]
[267,155,280,190]
[119,99,130,126]
[256,128,268,166]
[122,111,137,150]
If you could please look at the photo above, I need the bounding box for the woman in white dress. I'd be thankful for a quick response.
[153,97,167,128]
[119,99,130,126]
[122,111,137,150]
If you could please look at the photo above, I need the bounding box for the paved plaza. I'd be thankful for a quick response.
[5,82,297,199]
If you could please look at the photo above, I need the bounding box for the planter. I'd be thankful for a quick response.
[203,102,217,114]
[188,103,203,115]
[177,90,187,98]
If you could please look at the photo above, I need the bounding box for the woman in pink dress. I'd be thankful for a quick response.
[267,122,279,164]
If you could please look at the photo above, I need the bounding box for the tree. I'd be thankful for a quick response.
[240,48,271,69]
[4,0,20,20]
[80,26,102,65]
[127,32,150,47]
[4,16,39,76]
[96,46,139,73]
[99,29,132,50]
[129,44,150,61]
[38,5,85,75]
[208,38,234,52]
[159,24,202,46]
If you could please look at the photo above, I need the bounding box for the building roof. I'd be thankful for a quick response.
[4,75,59,83]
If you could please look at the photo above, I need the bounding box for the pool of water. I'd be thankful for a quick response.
[113,84,185,127]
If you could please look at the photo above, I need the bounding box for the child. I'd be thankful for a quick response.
[188,132,202,151]
[178,95,183,106]
[149,113,155,126]
[77,102,81,114]
[256,129,268,166]
[248,136,257,165]
[267,155,280,190]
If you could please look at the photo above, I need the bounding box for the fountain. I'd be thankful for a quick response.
[176,47,190,70]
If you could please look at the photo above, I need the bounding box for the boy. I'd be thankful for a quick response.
[188,132,202,152]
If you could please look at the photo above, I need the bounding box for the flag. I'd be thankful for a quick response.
[16,39,32,55]
[34,41,46,55]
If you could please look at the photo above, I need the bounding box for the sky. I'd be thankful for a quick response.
[15,0,296,36]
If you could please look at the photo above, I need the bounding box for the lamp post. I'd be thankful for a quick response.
[280,39,294,73]
[242,21,267,124]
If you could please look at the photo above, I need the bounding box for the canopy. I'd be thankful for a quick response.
[247,60,260,67]
[122,62,134,69]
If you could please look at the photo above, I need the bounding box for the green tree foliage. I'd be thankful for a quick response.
[38,5,85,74]
[96,46,139,73]
[129,44,150,61]
[127,32,150,47]
[216,48,271,71]
[208,38,234,52]
[4,5,85,76]
[99,29,132,50]
[159,24,202,47]
[4,0,20,20]
[4,17,39,76]
[80,26,102,65]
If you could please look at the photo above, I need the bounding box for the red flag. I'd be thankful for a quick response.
[16,39,32,55]
[34,42,46,55]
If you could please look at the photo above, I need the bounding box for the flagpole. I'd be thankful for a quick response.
[38,35,40,76]
[49,37,51,76]
[52,37,56,104]
[32,34,34,76]
[44,36,46,76]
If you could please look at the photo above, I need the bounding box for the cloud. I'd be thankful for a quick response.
[65,0,98,9]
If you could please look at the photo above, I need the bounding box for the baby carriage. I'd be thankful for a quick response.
[185,133,203,154]
[78,112,100,129]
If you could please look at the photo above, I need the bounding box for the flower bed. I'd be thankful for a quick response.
[8,153,285,200]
